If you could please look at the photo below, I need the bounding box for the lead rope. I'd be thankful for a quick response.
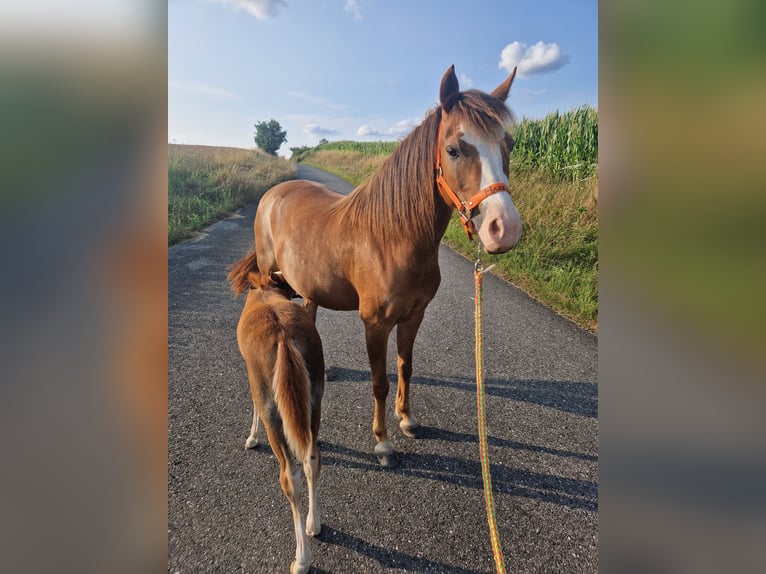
[474,243,506,574]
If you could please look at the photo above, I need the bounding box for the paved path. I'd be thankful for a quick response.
[169,164,598,573]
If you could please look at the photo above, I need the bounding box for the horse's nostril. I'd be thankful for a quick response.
[489,218,503,237]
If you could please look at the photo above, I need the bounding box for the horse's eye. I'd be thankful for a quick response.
[446,146,460,159]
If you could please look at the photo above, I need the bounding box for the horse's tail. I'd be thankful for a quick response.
[273,333,312,460]
[227,248,259,296]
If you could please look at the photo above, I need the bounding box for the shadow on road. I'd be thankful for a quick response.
[321,441,598,513]
[313,525,484,574]
[326,367,598,418]
[414,425,598,462]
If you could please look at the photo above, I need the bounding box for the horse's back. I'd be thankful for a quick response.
[263,179,346,210]
[255,180,361,310]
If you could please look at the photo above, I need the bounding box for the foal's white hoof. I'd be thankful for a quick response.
[244,436,259,449]
[290,560,311,574]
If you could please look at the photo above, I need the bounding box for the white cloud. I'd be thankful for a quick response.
[169,80,238,101]
[345,0,362,20]
[356,125,376,137]
[459,74,473,89]
[499,41,569,76]
[304,124,339,139]
[211,0,286,19]
[356,118,420,139]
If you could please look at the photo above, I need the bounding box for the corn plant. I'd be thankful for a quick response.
[510,106,598,181]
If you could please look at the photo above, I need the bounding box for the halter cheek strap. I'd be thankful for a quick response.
[435,120,510,241]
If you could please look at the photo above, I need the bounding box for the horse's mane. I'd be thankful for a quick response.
[333,90,514,247]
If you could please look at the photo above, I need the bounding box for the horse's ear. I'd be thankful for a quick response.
[439,64,460,113]
[490,67,517,102]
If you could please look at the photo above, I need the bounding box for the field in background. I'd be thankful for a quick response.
[168,144,295,244]
[297,107,599,331]
[511,105,598,181]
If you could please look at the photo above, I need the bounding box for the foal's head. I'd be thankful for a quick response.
[248,271,297,300]
[437,65,523,253]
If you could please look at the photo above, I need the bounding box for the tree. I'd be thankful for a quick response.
[254,119,287,155]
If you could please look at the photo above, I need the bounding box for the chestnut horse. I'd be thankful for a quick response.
[235,273,324,574]
[229,65,522,466]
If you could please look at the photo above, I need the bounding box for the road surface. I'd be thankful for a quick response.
[168,164,598,573]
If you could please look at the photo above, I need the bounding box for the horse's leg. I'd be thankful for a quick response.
[364,320,397,467]
[303,299,318,323]
[303,438,321,536]
[244,401,260,449]
[267,426,312,574]
[395,308,426,438]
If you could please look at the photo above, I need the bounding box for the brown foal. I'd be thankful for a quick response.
[234,272,324,574]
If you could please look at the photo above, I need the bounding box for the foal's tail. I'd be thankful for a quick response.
[273,333,312,461]
[227,248,259,296]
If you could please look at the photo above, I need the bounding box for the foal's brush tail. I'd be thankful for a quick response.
[273,334,312,460]
[227,249,259,295]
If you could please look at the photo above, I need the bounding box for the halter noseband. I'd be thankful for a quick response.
[435,119,510,241]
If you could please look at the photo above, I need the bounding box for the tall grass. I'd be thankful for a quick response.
[443,172,598,331]
[168,144,295,244]
[301,149,389,186]
[317,140,399,154]
[510,106,598,181]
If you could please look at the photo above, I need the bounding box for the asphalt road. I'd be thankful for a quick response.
[168,164,598,573]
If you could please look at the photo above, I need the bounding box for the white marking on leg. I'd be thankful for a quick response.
[291,511,311,574]
[245,406,260,449]
[287,469,312,574]
[303,451,321,536]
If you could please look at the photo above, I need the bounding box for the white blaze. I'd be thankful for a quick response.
[459,124,523,252]
[459,124,508,190]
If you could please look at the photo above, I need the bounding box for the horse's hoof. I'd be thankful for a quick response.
[399,418,421,438]
[376,452,399,468]
[290,560,310,574]
[244,436,259,449]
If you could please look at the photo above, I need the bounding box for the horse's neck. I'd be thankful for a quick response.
[341,149,452,254]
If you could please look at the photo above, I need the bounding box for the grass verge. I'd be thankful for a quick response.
[443,170,598,332]
[168,144,295,245]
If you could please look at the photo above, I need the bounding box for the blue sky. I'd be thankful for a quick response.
[169,0,597,155]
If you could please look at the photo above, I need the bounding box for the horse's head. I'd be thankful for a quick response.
[436,65,523,254]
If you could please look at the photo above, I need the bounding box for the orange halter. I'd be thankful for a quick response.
[435,119,510,241]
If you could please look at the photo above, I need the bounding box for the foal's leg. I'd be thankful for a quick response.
[395,308,426,438]
[244,401,260,449]
[303,438,321,536]
[267,427,312,574]
[304,394,322,535]
[302,299,318,323]
[364,320,397,467]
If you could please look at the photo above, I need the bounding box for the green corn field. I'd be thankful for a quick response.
[297,106,598,181]
[317,140,399,155]
[510,105,598,181]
